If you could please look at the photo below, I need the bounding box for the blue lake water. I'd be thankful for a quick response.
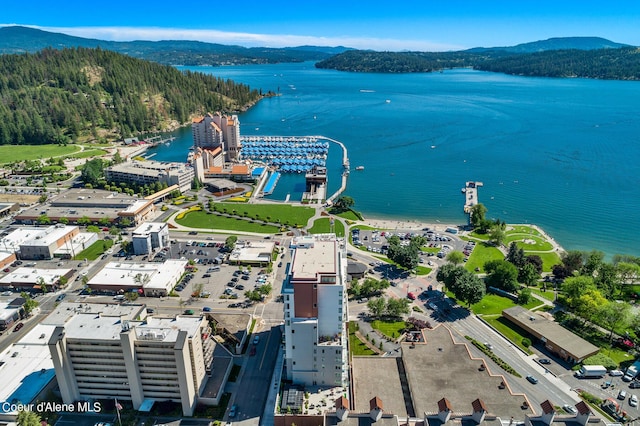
[149,62,640,258]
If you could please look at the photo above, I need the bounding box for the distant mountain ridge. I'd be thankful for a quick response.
[0,26,350,65]
[466,36,630,53]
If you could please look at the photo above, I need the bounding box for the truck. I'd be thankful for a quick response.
[575,365,607,379]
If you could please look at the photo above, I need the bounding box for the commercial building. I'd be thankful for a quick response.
[0,324,58,422]
[0,225,96,260]
[48,313,215,416]
[228,241,275,266]
[0,299,22,331]
[132,222,170,255]
[86,260,187,296]
[192,112,241,162]
[503,306,599,363]
[105,160,195,193]
[283,234,349,387]
[0,267,74,292]
[14,188,156,227]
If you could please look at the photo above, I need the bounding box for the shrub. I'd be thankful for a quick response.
[583,353,617,370]
[522,337,532,348]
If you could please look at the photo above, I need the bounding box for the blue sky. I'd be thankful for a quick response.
[2,0,640,50]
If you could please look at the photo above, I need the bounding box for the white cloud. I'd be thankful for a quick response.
[3,24,464,52]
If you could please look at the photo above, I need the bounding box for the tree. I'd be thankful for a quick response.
[452,272,485,307]
[125,291,139,302]
[506,242,525,269]
[20,292,39,316]
[519,262,540,288]
[518,288,532,305]
[562,275,596,307]
[37,214,51,225]
[488,224,506,246]
[469,203,487,229]
[385,298,410,318]
[77,216,91,226]
[582,250,605,277]
[332,196,354,213]
[59,216,69,225]
[597,302,631,342]
[225,235,238,251]
[446,251,465,265]
[574,289,607,325]
[595,263,620,298]
[436,263,467,291]
[16,409,42,426]
[525,255,543,274]
[367,297,386,318]
[617,262,640,285]
[484,259,519,292]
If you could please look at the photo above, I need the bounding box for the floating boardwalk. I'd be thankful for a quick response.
[462,181,483,214]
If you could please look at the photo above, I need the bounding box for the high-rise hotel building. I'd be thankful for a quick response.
[48,314,215,416]
[191,112,241,162]
[283,234,349,387]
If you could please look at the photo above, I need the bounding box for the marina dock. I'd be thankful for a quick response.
[462,181,483,214]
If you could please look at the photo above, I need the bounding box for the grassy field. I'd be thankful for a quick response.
[471,293,543,316]
[333,210,362,221]
[533,251,561,272]
[308,217,345,237]
[213,203,314,227]
[467,231,490,241]
[507,225,544,237]
[371,320,406,339]
[74,239,113,260]
[484,316,533,354]
[504,234,554,251]
[464,242,503,273]
[529,287,557,302]
[176,211,280,233]
[420,246,441,254]
[66,149,108,159]
[0,144,81,163]
[348,322,376,356]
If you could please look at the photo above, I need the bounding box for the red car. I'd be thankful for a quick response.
[13,322,24,332]
[407,292,416,300]
[3,268,10,273]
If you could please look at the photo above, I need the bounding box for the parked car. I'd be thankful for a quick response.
[630,381,640,389]
[526,375,538,384]
[538,358,551,365]
[618,390,628,400]
[610,370,624,377]
[229,404,237,418]
[253,335,260,344]
[13,322,24,332]
[630,394,638,407]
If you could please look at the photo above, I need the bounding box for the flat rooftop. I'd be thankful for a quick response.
[19,225,77,247]
[291,239,337,280]
[0,267,72,286]
[0,324,57,411]
[42,301,146,326]
[87,260,186,289]
[352,325,532,418]
[133,222,167,235]
[229,242,275,263]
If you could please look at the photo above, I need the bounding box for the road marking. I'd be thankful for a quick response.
[259,330,272,371]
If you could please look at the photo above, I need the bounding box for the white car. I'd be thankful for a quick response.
[610,370,624,377]
[563,404,577,414]
[630,394,638,407]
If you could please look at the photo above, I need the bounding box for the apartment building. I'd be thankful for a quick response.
[48,313,215,416]
[283,234,349,387]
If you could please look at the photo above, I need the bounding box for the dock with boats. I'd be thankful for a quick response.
[462,181,483,214]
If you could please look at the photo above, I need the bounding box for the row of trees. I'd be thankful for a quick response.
[348,277,390,299]
[367,296,411,319]
[436,263,486,306]
[0,47,264,144]
[386,234,425,270]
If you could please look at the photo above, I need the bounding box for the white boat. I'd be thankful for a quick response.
[355,166,365,171]
[385,99,391,103]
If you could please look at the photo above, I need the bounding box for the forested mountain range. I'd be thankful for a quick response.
[465,36,630,53]
[316,39,640,80]
[0,47,267,145]
[0,26,348,65]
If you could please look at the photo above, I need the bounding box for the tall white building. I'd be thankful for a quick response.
[48,313,215,416]
[191,112,241,162]
[132,222,170,255]
[283,234,349,387]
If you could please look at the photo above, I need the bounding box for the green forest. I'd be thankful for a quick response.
[0,47,268,145]
[315,47,640,80]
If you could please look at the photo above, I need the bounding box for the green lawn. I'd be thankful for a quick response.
[467,231,490,241]
[350,224,380,231]
[348,322,376,356]
[420,246,441,254]
[332,209,362,221]
[506,225,544,238]
[529,287,557,302]
[600,346,635,367]
[464,242,503,273]
[371,320,406,339]
[532,251,561,272]
[471,293,542,316]
[74,239,113,260]
[177,211,280,233]
[415,266,432,276]
[212,203,314,227]
[308,217,345,237]
[0,144,81,164]
[504,234,553,251]
[66,149,108,159]
[484,316,533,354]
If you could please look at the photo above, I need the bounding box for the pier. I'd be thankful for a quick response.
[323,136,349,203]
[462,181,483,214]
